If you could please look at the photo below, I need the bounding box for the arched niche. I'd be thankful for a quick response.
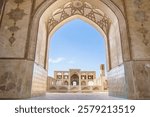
[64,81,69,85]
[81,81,86,86]
[71,74,79,86]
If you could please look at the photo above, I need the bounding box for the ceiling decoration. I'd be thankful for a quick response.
[48,0,111,35]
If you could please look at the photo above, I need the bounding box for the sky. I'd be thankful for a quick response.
[48,19,106,78]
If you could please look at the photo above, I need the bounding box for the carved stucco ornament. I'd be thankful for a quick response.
[72,0,83,8]
[138,25,149,46]
[7,7,26,22]
[0,72,17,92]
[134,0,149,46]
[0,71,23,92]
[135,10,148,22]
[7,0,26,46]
[135,11,149,46]
[9,34,16,45]
[8,25,20,32]
[48,1,111,36]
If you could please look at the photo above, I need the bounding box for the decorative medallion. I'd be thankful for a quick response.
[73,0,83,8]
[8,25,20,32]
[7,8,26,22]
[9,34,16,45]
[7,0,26,46]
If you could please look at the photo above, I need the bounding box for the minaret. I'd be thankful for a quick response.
[100,64,105,76]
[100,64,105,91]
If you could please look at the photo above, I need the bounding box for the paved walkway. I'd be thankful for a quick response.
[30,92,125,100]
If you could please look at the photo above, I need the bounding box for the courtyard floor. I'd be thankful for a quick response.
[30,92,125,100]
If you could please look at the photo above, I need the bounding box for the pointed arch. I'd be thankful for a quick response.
[27,0,131,98]
[27,0,130,64]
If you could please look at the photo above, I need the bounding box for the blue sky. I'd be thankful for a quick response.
[48,19,106,77]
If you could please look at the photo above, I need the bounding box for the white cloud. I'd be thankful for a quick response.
[49,57,65,64]
[68,60,75,64]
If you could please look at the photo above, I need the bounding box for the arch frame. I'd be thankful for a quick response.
[26,0,131,65]
[27,0,132,99]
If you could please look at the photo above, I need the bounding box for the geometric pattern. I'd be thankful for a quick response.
[48,0,111,35]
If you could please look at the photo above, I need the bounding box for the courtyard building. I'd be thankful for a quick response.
[47,64,108,93]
